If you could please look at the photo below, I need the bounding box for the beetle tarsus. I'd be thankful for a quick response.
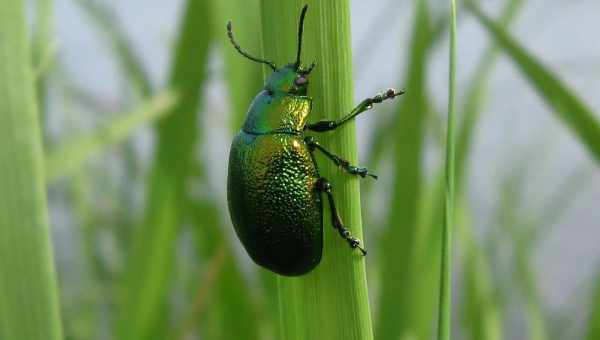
[317,178,368,256]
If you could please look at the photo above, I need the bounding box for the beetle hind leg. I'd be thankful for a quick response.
[316,178,367,255]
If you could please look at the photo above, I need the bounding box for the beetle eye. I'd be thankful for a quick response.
[295,76,308,86]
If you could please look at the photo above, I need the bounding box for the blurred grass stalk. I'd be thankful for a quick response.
[375,1,435,339]
[437,0,457,339]
[456,0,524,339]
[260,1,373,339]
[117,0,213,339]
[0,1,63,339]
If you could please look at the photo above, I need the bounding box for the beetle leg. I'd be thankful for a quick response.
[305,88,404,132]
[316,178,367,256]
[305,137,377,179]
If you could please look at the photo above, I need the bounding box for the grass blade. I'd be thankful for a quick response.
[117,1,213,339]
[0,1,63,339]
[468,2,600,164]
[45,91,178,183]
[260,1,373,339]
[437,0,457,339]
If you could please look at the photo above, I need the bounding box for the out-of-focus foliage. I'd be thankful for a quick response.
[1,0,597,339]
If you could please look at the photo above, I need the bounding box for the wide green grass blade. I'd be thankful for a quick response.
[45,91,178,183]
[437,0,457,339]
[375,1,437,339]
[468,2,600,164]
[0,1,63,339]
[117,1,213,339]
[260,1,373,339]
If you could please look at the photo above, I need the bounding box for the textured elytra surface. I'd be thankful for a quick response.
[227,131,322,276]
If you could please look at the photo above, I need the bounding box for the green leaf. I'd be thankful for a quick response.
[468,2,600,164]
[437,0,457,339]
[260,1,373,339]
[45,91,178,183]
[0,1,63,339]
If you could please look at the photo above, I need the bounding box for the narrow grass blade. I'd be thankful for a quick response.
[76,0,153,97]
[0,1,63,339]
[260,1,373,339]
[468,2,600,164]
[32,0,55,110]
[45,91,178,183]
[437,0,457,339]
[117,1,213,339]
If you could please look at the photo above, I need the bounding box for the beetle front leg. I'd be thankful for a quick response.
[316,178,367,255]
[305,88,404,132]
[305,137,377,179]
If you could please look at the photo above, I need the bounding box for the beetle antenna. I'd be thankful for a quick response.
[227,21,277,71]
[295,5,309,70]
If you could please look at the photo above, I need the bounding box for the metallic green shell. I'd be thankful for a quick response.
[227,92,322,276]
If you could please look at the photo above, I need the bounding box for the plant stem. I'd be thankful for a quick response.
[260,1,373,339]
[0,1,63,339]
[438,0,457,339]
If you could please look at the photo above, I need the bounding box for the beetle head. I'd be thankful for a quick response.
[227,5,315,96]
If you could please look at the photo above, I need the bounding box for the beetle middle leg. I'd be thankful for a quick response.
[316,178,367,255]
[305,88,404,132]
[305,136,377,179]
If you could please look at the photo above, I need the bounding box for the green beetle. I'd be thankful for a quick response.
[227,5,402,276]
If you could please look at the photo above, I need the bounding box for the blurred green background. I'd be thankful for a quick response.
[1,0,599,339]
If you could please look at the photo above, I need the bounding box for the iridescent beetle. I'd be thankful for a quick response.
[227,5,403,276]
